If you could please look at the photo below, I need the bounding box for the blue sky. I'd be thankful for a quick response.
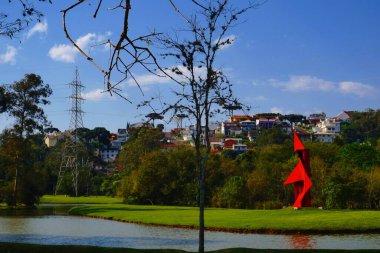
[0,0,379,133]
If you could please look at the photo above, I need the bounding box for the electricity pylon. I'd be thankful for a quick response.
[55,68,89,196]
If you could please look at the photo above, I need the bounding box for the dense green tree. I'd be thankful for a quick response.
[338,109,380,145]
[221,149,239,160]
[117,127,162,171]
[0,74,51,206]
[368,166,380,209]
[0,132,47,206]
[246,169,269,204]
[0,86,11,113]
[280,114,306,126]
[305,141,340,167]
[3,73,52,138]
[235,150,257,173]
[87,127,111,147]
[338,143,379,171]
[213,176,247,208]
[256,127,291,147]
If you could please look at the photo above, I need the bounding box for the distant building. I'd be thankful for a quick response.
[224,138,243,149]
[313,118,341,143]
[335,111,354,122]
[294,127,313,142]
[110,128,129,150]
[308,113,326,125]
[221,122,241,136]
[256,118,276,129]
[241,120,256,132]
[44,132,63,147]
[230,115,253,123]
[233,144,248,154]
[100,147,119,162]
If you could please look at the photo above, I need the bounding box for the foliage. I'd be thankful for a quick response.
[0,86,11,113]
[1,0,51,38]
[115,130,380,210]
[213,176,247,208]
[221,149,239,160]
[337,143,379,171]
[0,74,51,206]
[40,195,123,204]
[153,1,257,251]
[0,133,46,206]
[1,73,52,137]
[338,109,380,145]
[256,127,291,147]
[117,127,163,171]
[119,147,197,206]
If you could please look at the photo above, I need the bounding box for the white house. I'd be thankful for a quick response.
[44,132,63,147]
[100,148,119,162]
[111,128,129,150]
[313,118,341,143]
[335,111,354,122]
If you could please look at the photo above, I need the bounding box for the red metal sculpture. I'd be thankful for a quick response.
[284,132,312,208]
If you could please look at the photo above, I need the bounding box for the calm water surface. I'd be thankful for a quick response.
[0,207,379,251]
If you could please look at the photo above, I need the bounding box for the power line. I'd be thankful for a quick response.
[55,68,91,197]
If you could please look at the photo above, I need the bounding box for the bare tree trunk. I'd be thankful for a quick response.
[195,117,205,253]
[11,155,18,206]
[199,160,205,253]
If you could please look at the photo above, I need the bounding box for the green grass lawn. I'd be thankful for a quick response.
[40,195,123,204]
[68,204,380,233]
[39,195,380,233]
[0,243,378,253]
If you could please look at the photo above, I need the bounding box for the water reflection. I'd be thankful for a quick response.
[288,235,316,249]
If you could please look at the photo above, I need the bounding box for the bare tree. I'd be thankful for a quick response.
[60,0,237,101]
[61,0,168,101]
[1,0,51,38]
[63,1,259,251]
[141,1,258,252]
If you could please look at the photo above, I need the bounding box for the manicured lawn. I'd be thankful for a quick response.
[0,243,378,253]
[69,204,380,233]
[40,195,123,204]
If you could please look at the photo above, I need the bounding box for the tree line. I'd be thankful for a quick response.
[116,110,380,210]
[1,74,379,210]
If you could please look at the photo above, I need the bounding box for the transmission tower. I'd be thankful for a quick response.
[55,68,89,196]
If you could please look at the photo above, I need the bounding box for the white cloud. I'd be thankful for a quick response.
[272,75,335,92]
[270,75,378,98]
[76,33,96,48]
[82,89,107,101]
[48,44,77,63]
[0,46,17,65]
[127,73,170,87]
[338,81,377,97]
[27,19,48,39]
[48,32,109,63]
[215,35,236,50]
[126,64,208,88]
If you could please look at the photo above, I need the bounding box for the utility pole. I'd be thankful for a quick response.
[55,68,88,196]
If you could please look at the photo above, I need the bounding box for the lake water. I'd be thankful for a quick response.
[0,207,379,251]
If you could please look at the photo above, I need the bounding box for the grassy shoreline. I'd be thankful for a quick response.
[0,243,379,253]
[39,195,380,234]
[68,205,380,234]
[39,195,123,204]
